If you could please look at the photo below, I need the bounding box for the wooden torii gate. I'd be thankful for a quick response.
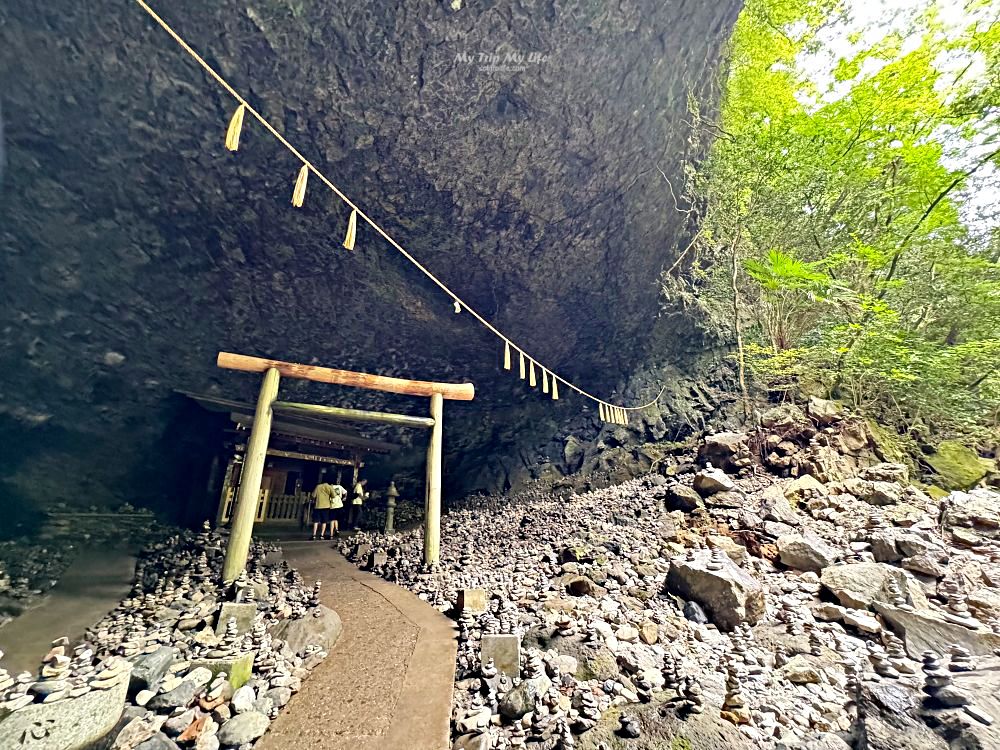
[217,351,475,582]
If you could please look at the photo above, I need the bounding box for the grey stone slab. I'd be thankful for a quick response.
[480,634,520,678]
[214,602,257,636]
[0,667,130,750]
[456,589,487,614]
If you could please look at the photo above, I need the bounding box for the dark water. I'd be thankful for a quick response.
[0,546,135,673]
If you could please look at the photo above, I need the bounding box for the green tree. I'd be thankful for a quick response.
[674,0,1000,443]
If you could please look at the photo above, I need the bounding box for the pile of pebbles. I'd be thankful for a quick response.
[0,542,72,626]
[0,523,331,749]
[345,427,1000,749]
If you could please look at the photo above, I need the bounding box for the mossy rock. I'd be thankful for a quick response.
[866,419,910,467]
[924,484,950,500]
[925,441,990,490]
[189,651,254,689]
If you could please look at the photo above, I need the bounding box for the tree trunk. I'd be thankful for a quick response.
[731,235,751,420]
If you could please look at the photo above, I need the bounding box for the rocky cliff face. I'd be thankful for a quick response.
[0,0,742,524]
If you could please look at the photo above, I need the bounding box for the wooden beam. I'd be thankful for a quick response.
[234,444,362,467]
[223,367,279,582]
[230,413,399,453]
[274,401,436,429]
[218,352,475,401]
[424,392,444,565]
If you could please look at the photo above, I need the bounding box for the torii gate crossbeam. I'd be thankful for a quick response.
[216,351,475,581]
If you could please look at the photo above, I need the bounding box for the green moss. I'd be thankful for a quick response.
[924,484,950,500]
[926,441,990,490]
[866,419,909,466]
[671,738,693,750]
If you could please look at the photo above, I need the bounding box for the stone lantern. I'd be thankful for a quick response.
[385,481,399,533]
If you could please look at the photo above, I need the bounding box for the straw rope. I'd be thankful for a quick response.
[131,0,665,416]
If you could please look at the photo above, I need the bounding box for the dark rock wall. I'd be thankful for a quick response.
[0,0,742,523]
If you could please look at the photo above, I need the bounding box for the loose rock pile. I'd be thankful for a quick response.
[0,543,72,627]
[0,523,335,749]
[346,409,1000,749]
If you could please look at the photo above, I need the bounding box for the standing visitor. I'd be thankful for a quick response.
[311,480,336,540]
[349,478,369,530]
[328,481,346,537]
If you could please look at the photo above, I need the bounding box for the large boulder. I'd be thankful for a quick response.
[761,484,800,526]
[0,665,131,749]
[269,604,342,655]
[842,477,902,506]
[217,711,270,746]
[692,466,735,496]
[820,563,928,611]
[697,432,750,473]
[761,403,809,430]
[807,396,842,425]
[873,602,1000,659]
[128,646,177,697]
[943,489,1000,540]
[859,463,909,483]
[664,484,702,512]
[926,441,990,490]
[665,554,765,631]
[498,675,551,719]
[784,474,827,503]
[563,436,586,474]
[777,533,838,572]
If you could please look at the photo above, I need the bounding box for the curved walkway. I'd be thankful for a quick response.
[258,540,457,750]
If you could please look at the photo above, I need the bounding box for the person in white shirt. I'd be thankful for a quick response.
[349,478,368,530]
[327,482,346,538]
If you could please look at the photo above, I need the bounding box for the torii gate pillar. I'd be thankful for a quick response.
[424,393,444,565]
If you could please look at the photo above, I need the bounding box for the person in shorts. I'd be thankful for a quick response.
[349,478,368,530]
[311,481,336,540]
[328,481,346,537]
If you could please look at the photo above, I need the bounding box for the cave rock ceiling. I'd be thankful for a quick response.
[0,0,741,511]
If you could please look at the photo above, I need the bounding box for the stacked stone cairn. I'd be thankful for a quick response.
[339,413,1000,749]
[0,522,334,749]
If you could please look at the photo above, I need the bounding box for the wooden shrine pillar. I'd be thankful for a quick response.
[424,392,444,565]
[222,367,280,582]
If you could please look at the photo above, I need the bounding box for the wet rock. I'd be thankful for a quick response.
[777,533,838,572]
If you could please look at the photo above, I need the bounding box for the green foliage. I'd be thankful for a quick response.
[676,0,1000,444]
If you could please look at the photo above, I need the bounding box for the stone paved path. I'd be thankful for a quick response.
[257,540,457,750]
